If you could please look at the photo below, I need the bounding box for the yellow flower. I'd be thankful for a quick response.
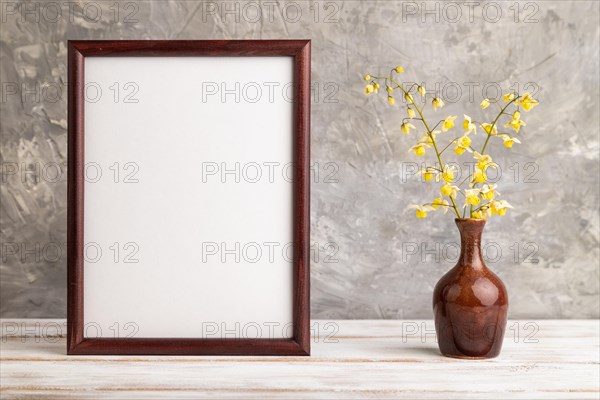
[365,84,374,95]
[409,204,434,218]
[432,97,445,111]
[374,83,380,90]
[463,115,476,134]
[364,74,371,81]
[409,143,429,156]
[388,96,395,105]
[473,152,497,171]
[454,145,467,155]
[472,210,484,219]
[480,98,491,109]
[401,122,416,134]
[407,107,416,118]
[440,183,459,198]
[442,115,457,132]
[419,131,439,145]
[516,92,539,111]
[459,135,471,148]
[454,135,472,155]
[395,66,404,73]
[472,167,487,184]
[505,112,526,133]
[490,200,513,216]
[432,197,450,213]
[418,86,426,97]
[405,92,414,103]
[420,167,436,181]
[441,165,456,183]
[386,86,394,93]
[465,189,481,206]
[498,134,522,148]
[480,184,497,200]
[505,118,526,133]
[502,93,515,102]
[481,123,498,136]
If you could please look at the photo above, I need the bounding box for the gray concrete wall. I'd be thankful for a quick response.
[1,0,598,318]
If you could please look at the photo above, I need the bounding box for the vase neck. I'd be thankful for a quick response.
[455,219,486,269]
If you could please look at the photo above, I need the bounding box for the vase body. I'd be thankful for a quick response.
[433,219,508,359]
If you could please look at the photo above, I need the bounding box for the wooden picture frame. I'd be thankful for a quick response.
[67,40,310,355]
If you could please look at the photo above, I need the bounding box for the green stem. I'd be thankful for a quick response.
[439,137,461,155]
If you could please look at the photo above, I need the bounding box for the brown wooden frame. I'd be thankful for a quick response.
[67,40,310,355]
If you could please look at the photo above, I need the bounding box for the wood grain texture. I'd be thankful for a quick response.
[1,319,598,399]
[67,42,85,353]
[67,40,311,356]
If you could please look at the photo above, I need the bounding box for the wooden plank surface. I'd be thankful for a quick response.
[1,319,598,399]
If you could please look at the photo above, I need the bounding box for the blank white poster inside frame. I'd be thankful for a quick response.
[67,41,311,355]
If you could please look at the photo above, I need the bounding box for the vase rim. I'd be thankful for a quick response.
[455,218,486,221]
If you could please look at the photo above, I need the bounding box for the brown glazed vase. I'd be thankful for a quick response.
[433,218,508,359]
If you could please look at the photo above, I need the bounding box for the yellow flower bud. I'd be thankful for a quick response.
[459,135,471,148]
[365,84,374,95]
[481,191,494,200]
[388,96,395,105]
[374,82,380,90]
[498,134,522,148]
[441,185,452,196]
[432,97,444,111]
[517,93,539,111]
[418,86,426,97]
[440,165,455,183]
[409,143,431,157]
[505,109,526,133]
[490,200,513,216]
[407,107,416,118]
[454,146,466,155]
[440,184,458,198]
[386,86,394,93]
[463,115,476,134]
[466,196,481,206]
[482,123,498,135]
[431,197,450,213]
[442,115,457,131]
[480,98,491,109]
[395,66,404,73]
[474,152,496,171]
[409,204,434,219]
[401,122,416,134]
[405,92,414,103]
[472,169,487,184]
[364,74,371,81]
[465,189,481,206]
[472,211,484,219]
[502,93,515,102]
[480,184,497,201]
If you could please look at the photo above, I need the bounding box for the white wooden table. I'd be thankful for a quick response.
[1,319,598,399]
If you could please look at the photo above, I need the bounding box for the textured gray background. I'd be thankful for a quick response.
[1,0,598,319]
